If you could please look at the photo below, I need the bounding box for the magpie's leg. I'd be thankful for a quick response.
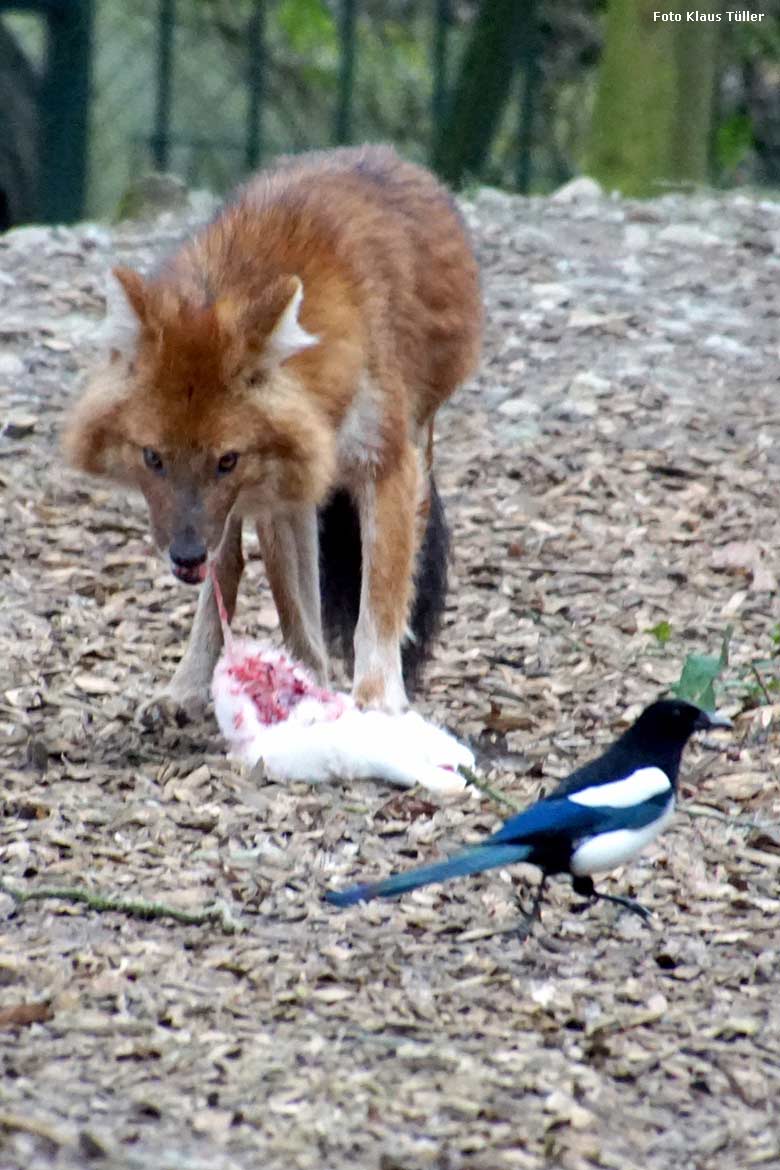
[598,891,652,923]
[571,876,652,926]
[516,873,548,940]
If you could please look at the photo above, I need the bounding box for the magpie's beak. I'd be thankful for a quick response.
[696,710,733,731]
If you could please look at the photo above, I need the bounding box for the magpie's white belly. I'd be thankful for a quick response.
[569,797,675,876]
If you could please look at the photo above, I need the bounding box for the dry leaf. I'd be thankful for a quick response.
[0,1001,53,1029]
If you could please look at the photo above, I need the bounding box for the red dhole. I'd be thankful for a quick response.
[63,145,482,715]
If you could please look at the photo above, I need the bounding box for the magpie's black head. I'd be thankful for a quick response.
[594,698,731,790]
[627,699,731,749]
[551,698,731,800]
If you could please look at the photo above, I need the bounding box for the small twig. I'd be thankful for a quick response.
[0,1111,73,1148]
[749,662,773,706]
[684,804,778,835]
[483,684,528,705]
[0,880,240,934]
[520,563,614,578]
[458,765,522,811]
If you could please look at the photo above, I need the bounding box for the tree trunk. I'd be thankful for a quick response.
[587,0,722,196]
[433,0,533,187]
[670,11,722,183]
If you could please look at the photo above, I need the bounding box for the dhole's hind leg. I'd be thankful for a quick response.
[137,514,244,724]
[256,505,328,683]
[353,443,418,713]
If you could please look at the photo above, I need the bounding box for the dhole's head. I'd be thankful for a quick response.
[63,266,336,584]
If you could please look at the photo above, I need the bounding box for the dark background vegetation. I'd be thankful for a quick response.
[0,0,778,229]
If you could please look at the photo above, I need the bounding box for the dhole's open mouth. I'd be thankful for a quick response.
[171,561,208,585]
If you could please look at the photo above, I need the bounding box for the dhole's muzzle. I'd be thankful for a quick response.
[169,525,208,584]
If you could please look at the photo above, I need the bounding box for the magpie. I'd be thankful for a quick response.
[324,699,731,925]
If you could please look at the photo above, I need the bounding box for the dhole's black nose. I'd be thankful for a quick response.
[169,531,207,583]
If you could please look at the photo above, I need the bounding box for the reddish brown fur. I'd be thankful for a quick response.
[63,145,482,712]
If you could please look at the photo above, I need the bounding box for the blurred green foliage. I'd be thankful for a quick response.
[716,114,755,174]
[646,621,673,649]
[672,628,731,713]
[277,0,336,53]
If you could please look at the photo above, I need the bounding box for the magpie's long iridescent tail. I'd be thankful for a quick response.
[324,843,532,907]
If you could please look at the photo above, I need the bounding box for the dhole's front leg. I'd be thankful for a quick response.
[139,514,244,723]
[256,505,328,683]
[353,444,418,713]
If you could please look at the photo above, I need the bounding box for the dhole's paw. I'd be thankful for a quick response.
[135,686,211,729]
[353,692,408,716]
[353,675,408,716]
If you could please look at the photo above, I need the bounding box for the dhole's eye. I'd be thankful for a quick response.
[143,447,164,474]
[217,451,239,476]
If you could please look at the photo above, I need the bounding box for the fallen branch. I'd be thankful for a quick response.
[0,880,240,934]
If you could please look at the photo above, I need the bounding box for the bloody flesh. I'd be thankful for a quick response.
[226,652,326,724]
[210,561,341,726]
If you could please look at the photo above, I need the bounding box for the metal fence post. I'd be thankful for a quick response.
[516,0,539,193]
[335,0,356,145]
[151,0,175,170]
[39,0,93,222]
[246,0,265,171]
[431,0,450,161]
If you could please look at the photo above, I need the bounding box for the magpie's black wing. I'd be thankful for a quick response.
[486,798,607,847]
[487,790,673,849]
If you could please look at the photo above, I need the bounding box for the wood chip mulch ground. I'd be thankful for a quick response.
[1,181,779,1170]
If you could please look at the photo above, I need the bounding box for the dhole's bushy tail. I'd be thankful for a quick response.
[318,476,449,692]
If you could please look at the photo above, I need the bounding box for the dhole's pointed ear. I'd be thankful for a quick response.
[264,276,319,365]
[102,267,150,356]
[112,266,150,323]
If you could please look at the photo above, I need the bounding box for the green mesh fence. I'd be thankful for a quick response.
[0,0,614,226]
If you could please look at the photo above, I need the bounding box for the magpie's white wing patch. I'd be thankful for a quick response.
[570,797,676,876]
[568,765,671,809]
